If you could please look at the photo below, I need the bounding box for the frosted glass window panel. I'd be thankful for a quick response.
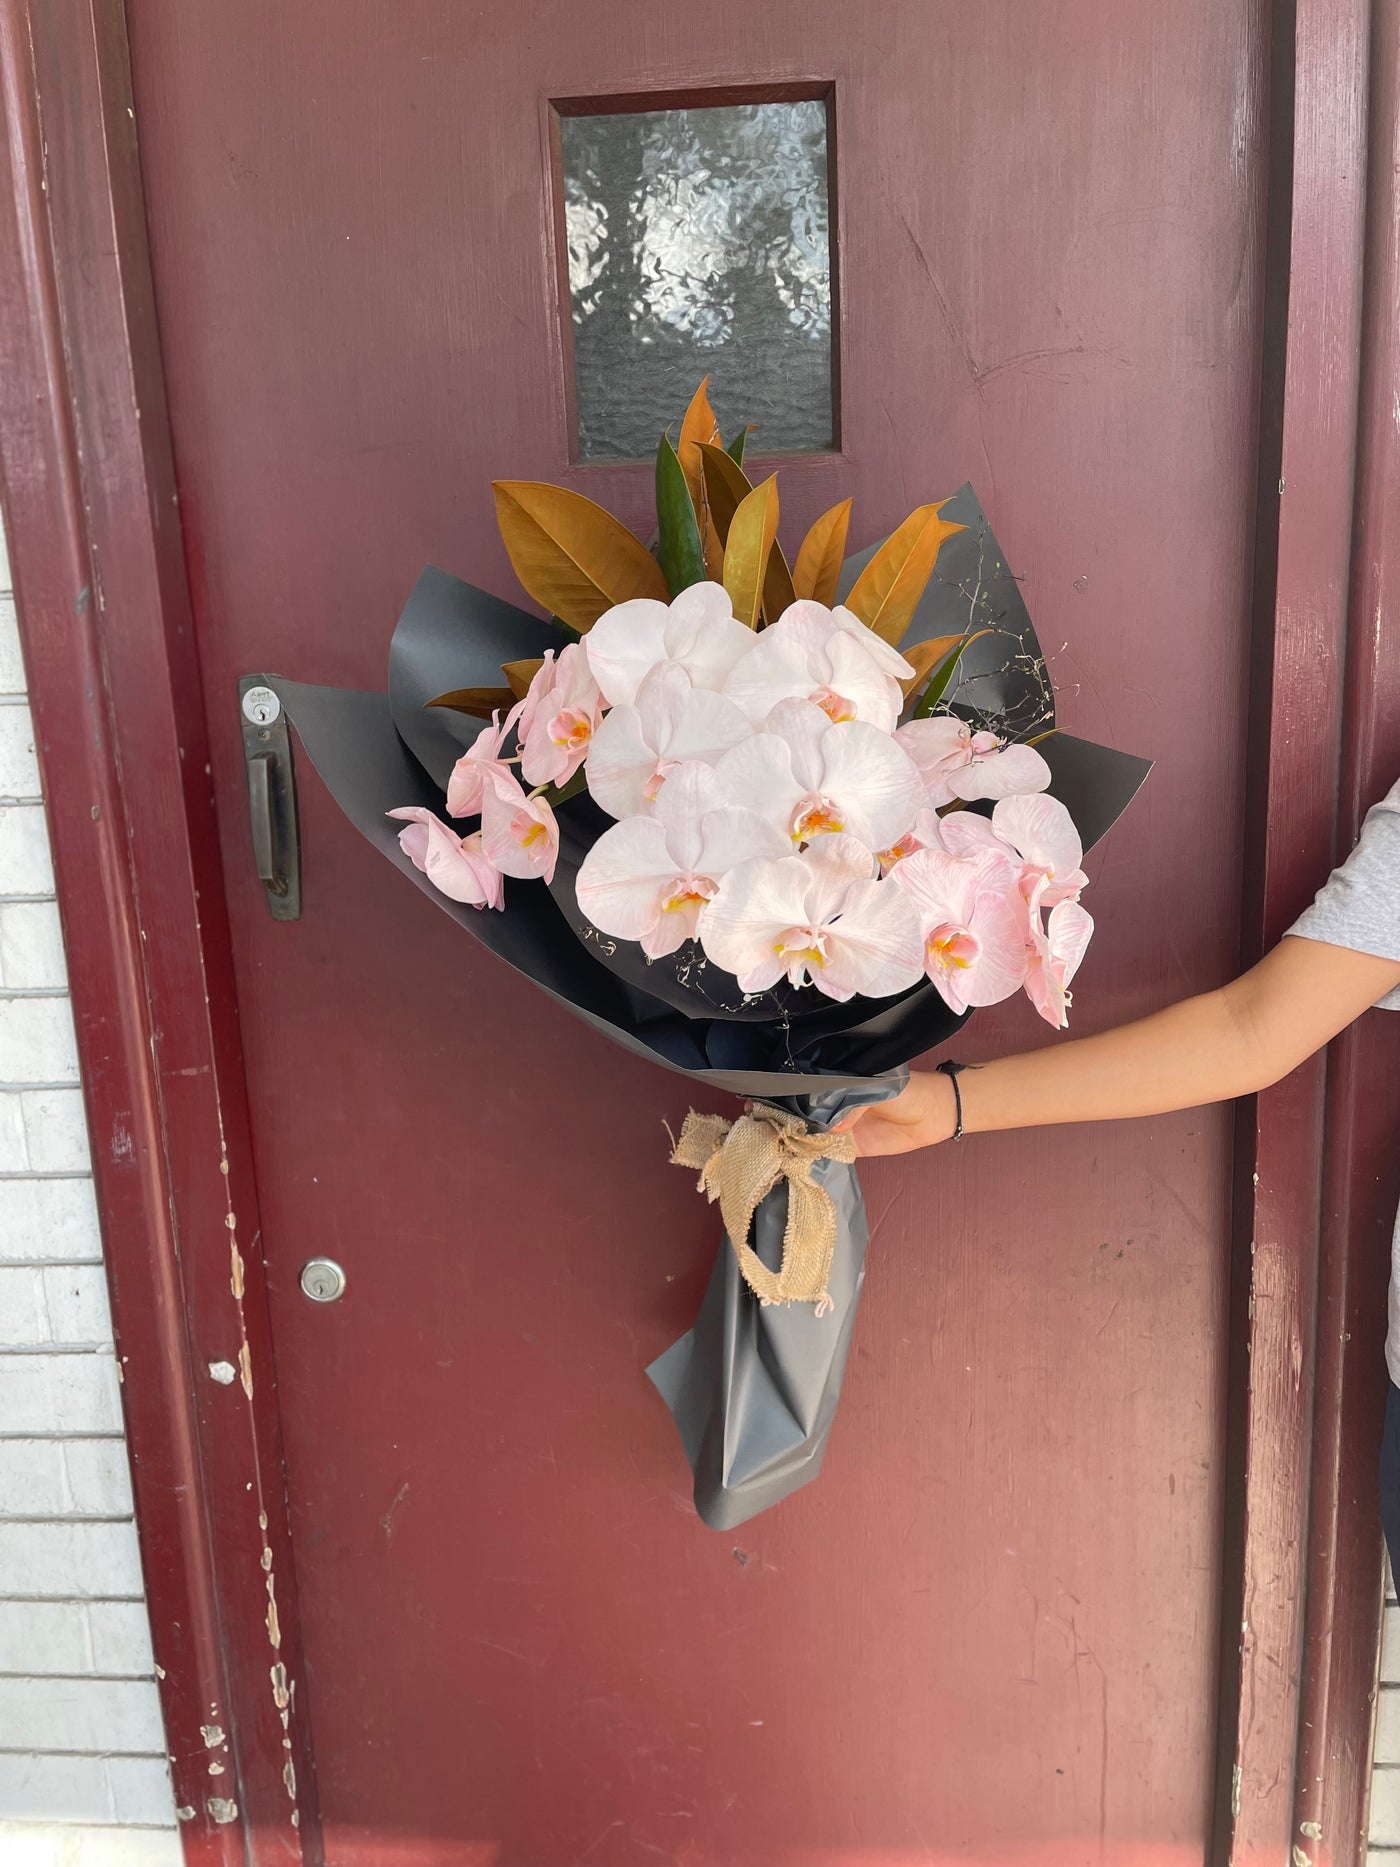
[559,99,834,459]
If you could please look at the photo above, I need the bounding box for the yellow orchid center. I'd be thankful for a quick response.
[927,923,978,973]
[516,818,550,851]
[790,795,847,842]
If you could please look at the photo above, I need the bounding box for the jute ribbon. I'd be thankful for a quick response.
[669,1105,857,1312]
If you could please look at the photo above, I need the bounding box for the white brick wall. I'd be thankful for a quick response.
[0,520,180,1861]
[1372,1557,1400,1861]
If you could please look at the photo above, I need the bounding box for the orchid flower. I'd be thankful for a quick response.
[584,660,750,821]
[445,705,524,820]
[1024,894,1094,1028]
[575,762,788,959]
[387,807,504,910]
[723,601,915,733]
[890,842,1029,1014]
[584,582,758,708]
[895,714,1052,808]
[517,644,605,789]
[698,832,923,1002]
[940,792,1088,907]
[479,769,559,883]
[714,698,922,853]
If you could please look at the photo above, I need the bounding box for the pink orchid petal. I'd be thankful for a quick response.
[948,741,1053,801]
[583,599,672,706]
[813,719,924,851]
[819,877,924,1002]
[575,816,679,940]
[386,807,504,909]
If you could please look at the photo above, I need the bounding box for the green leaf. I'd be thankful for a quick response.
[727,425,754,469]
[655,433,707,598]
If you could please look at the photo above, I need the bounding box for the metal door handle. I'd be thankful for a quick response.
[239,678,302,920]
[247,752,278,886]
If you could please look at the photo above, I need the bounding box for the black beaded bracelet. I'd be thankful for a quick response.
[936,1059,967,1141]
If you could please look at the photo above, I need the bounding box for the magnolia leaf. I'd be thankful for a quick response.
[502,657,545,701]
[727,425,755,468]
[793,499,853,607]
[492,480,667,631]
[698,443,795,624]
[426,686,517,719]
[655,433,707,597]
[677,378,725,579]
[897,633,965,699]
[723,474,780,629]
[697,441,751,546]
[844,500,966,646]
[908,630,994,719]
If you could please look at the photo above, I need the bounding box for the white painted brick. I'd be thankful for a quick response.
[0,1094,27,1171]
[0,1439,132,1517]
[0,1265,112,1346]
[1379,1689,1400,1766]
[1372,1765,1400,1845]
[1383,1604,1400,1686]
[0,1179,101,1263]
[0,705,39,800]
[0,1601,154,1677]
[0,1354,123,1434]
[0,1521,144,1599]
[22,1091,90,1173]
[0,594,22,696]
[0,806,54,896]
[0,1675,166,1754]
[86,1603,156,1678]
[0,1823,184,1866]
[0,521,12,599]
[0,806,54,899]
[0,995,79,1088]
[0,1753,175,1825]
[0,903,66,989]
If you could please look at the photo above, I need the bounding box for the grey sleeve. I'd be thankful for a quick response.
[1286,777,1400,1010]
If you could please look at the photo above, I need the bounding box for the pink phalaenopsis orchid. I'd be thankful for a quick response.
[1024,892,1094,1028]
[890,842,1029,1014]
[584,660,750,821]
[387,807,505,910]
[584,582,758,708]
[697,833,924,1002]
[445,706,523,820]
[714,698,922,853]
[895,714,1052,809]
[517,644,605,788]
[575,762,787,959]
[479,769,559,884]
[940,792,1089,907]
[724,601,914,734]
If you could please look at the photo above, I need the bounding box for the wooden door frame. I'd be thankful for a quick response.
[0,1,1395,1862]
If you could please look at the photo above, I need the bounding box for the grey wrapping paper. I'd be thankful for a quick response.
[646,1081,901,1528]
[263,487,1152,1527]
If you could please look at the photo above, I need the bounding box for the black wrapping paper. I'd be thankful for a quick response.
[264,489,1151,1527]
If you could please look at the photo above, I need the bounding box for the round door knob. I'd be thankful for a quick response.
[299,1257,347,1303]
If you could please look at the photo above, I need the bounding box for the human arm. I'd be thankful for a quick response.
[844,935,1400,1159]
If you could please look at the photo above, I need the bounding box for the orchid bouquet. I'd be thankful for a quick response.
[392,381,1091,1029]
[268,380,1148,1528]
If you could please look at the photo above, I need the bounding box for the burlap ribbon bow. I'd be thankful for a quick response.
[669,1105,857,1312]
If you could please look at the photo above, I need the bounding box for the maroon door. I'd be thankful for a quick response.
[122,3,1265,1860]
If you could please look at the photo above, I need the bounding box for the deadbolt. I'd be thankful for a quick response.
[300,1258,347,1303]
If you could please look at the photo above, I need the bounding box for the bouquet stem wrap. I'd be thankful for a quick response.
[647,1078,903,1530]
